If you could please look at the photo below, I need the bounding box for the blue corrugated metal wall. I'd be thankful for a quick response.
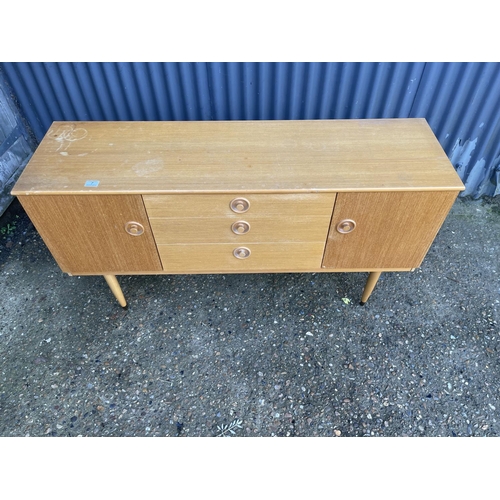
[1,62,499,198]
[410,63,500,197]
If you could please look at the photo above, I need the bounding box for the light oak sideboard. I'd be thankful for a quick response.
[11,119,465,308]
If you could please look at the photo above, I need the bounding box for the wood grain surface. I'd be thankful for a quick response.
[157,242,327,272]
[322,191,460,269]
[148,215,332,244]
[12,119,465,195]
[18,195,162,273]
[144,193,336,218]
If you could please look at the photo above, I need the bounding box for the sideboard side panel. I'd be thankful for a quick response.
[18,195,163,273]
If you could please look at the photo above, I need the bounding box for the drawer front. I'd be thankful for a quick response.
[149,215,332,244]
[143,193,336,218]
[158,242,326,272]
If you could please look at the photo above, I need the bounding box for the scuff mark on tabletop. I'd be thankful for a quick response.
[47,124,88,152]
[132,158,164,177]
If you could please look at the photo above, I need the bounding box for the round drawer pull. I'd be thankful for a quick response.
[231,221,251,235]
[336,219,356,234]
[125,221,145,236]
[233,247,251,259]
[230,197,250,213]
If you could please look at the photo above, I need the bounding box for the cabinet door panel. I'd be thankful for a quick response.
[18,195,162,273]
[322,191,458,269]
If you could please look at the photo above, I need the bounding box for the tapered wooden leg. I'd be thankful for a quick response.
[360,272,382,305]
[103,274,127,308]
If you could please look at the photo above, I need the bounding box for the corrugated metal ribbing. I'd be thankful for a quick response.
[411,62,500,197]
[2,62,424,133]
[206,62,425,120]
[1,62,499,197]
[0,62,214,135]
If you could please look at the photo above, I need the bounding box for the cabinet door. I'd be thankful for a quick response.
[322,191,458,270]
[18,195,162,273]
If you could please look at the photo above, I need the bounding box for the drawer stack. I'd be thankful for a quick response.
[143,193,336,272]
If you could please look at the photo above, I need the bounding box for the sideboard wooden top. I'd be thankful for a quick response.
[12,119,465,195]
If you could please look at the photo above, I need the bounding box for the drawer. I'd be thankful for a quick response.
[143,193,336,218]
[157,242,326,272]
[149,215,332,244]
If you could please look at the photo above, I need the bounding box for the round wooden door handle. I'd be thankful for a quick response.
[232,221,251,234]
[125,221,144,236]
[336,219,356,234]
[230,197,250,213]
[233,247,251,259]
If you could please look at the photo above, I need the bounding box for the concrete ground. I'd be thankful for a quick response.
[0,196,499,437]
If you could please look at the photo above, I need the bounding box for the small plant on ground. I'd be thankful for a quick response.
[1,215,19,237]
[1,222,16,236]
[216,419,243,437]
